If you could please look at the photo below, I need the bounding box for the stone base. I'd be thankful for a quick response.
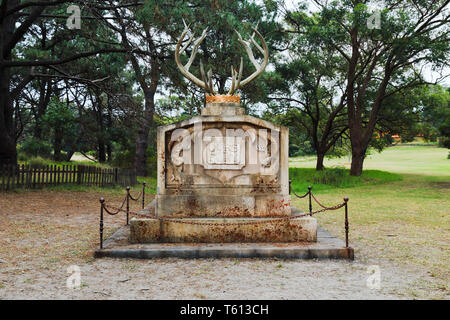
[156,194,291,217]
[130,213,317,244]
[96,226,354,260]
[201,102,245,116]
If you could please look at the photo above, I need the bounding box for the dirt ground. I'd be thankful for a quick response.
[0,190,446,299]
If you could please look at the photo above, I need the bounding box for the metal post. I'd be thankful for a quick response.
[99,198,104,249]
[126,186,130,225]
[344,197,349,248]
[289,180,291,195]
[308,186,312,215]
[142,182,146,209]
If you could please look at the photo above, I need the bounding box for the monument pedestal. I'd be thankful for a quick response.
[130,207,317,244]
[131,98,317,246]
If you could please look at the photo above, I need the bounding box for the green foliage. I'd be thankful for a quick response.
[441,137,450,149]
[261,109,316,156]
[6,0,448,178]
[261,8,349,165]
[18,138,52,158]
[42,98,76,129]
[111,149,135,169]
[146,149,158,178]
[17,152,30,162]
[283,0,449,175]
[28,157,48,168]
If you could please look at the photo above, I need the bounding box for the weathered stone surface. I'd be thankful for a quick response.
[161,217,316,243]
[201,103,245,116]
[129,218,160,243]
[134,99,320,246]
[156,114,290,217]
[130,214,316,243]
[97,227,351,260]
[156,194,290,217]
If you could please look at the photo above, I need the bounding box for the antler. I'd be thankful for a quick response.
[175,22,268,96]
[228,26,269,95]
[175,22,216,94]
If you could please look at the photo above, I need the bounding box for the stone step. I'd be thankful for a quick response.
[130,211,317,243]
[96,227,353,260]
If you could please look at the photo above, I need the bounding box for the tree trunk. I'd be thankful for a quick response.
[98,141,106,163]
[107,143,112,162]
[106,106,112,161]
[134,91,154,176]
[0,3,17,166]
[65,150,75,162]
[33,78,52,140]
[316,152,325,170]
[53,127,63,161]
[349,144,365,176]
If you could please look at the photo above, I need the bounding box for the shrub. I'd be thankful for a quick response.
[19,138,52,158]
[28,157,48,168]
[440,137,450,149]
[111,149,134,168]
[312,167,347,185]
[146,152,158,177]
[289,167,402,192]
[17,152,30,162]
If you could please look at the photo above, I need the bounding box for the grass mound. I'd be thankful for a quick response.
[289,167,402,193]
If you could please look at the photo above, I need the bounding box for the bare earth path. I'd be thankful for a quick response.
[0,190,441,300]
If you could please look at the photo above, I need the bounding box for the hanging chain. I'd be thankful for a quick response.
[102,190,346,226]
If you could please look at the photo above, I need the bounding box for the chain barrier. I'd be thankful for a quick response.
[128,190,143,201]
[311,193,338,210]
[149,204,346,227]
[292,189,309,199]
[98,184,350,249]
[105,205,150,219]
[102,196,127,216]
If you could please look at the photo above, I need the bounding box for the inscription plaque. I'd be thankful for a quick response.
[203,136,245,170]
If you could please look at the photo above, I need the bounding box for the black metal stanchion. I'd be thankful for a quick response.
[99,198,104,249]
[142,182,146,209]
[126,186,130,225]
[344,197,349,248]
[308,186,312,215]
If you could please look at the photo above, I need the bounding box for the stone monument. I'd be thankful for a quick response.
[130,24,317,243]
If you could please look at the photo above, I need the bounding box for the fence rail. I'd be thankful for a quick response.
[0,164,137,190]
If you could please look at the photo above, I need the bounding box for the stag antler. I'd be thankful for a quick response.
[175,23,269,96]
[175,21,216,94]
[229,26,269,95]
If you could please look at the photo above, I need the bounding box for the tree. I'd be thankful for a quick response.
[0,1,138,166]
[284,0,449,175]
[265,14,348,170]
[421,85,450,147]
[96,0,280,175]
[41,97,76,161]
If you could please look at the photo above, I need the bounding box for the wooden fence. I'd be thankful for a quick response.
[0,164,137,191]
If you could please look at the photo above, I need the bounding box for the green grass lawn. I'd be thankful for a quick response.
[290,145,450,176]
[290,145,449,299]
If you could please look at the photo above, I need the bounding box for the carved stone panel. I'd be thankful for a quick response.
[164,121,281,190]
